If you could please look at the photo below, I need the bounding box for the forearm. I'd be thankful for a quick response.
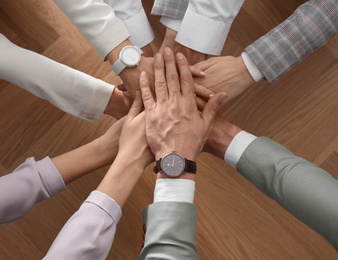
[96,152,146,208]
[245,0,338,83]
[44,191,121,260]
[0,157,65,225]
[52,138,118,185]
[0,34,113,122]
[237,137,338,249]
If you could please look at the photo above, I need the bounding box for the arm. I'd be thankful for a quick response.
[194,0,338,100]
[139,49,226,258]
[203,116,338,250]
[153,0,245,63]
[0,33,130,121]
[245,0,338,84]
[0,117,123,225]
[44,92,153,259]
[53,0,155,97]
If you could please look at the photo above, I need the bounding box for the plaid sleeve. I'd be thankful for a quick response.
[245,0,338,84]
[151,0,189,19]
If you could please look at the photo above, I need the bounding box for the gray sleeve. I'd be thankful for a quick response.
[0,157,65,225]
[237,137,338,249]
[245,0,338,84]
[140,201,198,260]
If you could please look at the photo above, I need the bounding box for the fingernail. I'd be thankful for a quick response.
[200,71,207,76]
[135,90,140,97]
[155,53,162,61]
[176,53,184,60]
[140,71,147,78]
[219,94,228,103]
[209,93,214,98]
[164,47,171,55]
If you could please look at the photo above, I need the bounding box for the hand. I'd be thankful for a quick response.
[96,92,153,207]
[118,91,153,167]
[160,27,207,65]
[141,44,154,57]
[119,56,155,98]
[104,88,133,119]
[194,56,255,102]
[139,48,227,163]
[202,115,242,159]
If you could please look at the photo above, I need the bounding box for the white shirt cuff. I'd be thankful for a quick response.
[241,52,264,82]
[154,179,195,204]
[224,131,257,168]
[160,16,182,32]
[80,80,114,122]
[123,8,155,48]
[175,8,231,55]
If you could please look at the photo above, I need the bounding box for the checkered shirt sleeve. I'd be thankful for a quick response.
[245,0,338,84]
[151,0,189,19]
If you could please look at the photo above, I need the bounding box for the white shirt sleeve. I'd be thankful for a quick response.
[174,0,245,55]
[241,52,264,82]
[104,0,154,48]
[53,0,131,60]
[224,131,257,168]
[0,34,113,122]
[154,179,195,203]
[44,191,122,260]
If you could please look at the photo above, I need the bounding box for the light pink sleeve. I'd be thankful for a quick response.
[0,157,66,225]
[44,191,122,260]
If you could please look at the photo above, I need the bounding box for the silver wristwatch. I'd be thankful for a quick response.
[111,45,143,75]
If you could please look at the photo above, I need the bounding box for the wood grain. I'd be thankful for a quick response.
[0,0,337,259]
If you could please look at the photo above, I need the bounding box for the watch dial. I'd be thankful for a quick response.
[121,47,141,66]
[161,153,185,177]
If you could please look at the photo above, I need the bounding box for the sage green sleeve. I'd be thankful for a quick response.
[237,137,338,249]
[140,201,198,260]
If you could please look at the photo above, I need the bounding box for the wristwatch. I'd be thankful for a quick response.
[111,45,143,75]
[153,152,196,177]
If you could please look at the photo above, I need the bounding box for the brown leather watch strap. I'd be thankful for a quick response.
[153,158,197,174]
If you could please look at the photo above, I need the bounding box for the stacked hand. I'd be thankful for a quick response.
[139,48,227,178]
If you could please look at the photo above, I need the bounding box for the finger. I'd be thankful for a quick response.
[190,65,206,77]
[117,83,127,91]
[154,53,169,103]
[126,91,143,120]
[139,71,155,112]
[196,96,207,111]
[193,58,214,71]
[122,91,134,110]
[194,83,214,101]
[201,92,228,125]
[163,47,180,98]
[176,52,194,96]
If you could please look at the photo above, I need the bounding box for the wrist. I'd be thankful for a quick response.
[235,55,255,87]
[106,39,133,65]
[203,115,242,159]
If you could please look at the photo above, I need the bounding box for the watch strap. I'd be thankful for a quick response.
[153,158,197,174]
[111,59,125,75]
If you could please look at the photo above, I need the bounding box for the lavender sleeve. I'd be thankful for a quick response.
[0,157,66,225]
[44,191,122,260]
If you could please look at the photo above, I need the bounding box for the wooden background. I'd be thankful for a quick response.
[0,0,337,259]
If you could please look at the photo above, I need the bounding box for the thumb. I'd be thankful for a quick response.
[201,92,227,124]
[126,90,143,121]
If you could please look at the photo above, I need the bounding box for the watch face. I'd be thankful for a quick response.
[121,46,141,66]
[161,153,185,177]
